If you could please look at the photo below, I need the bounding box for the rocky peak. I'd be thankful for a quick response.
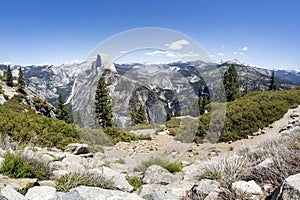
[94,54,117,73]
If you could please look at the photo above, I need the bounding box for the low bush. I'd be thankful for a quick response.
[0,102,80,150]
[202,171,222,182]
[102,127,138,144]
[241,129,300,186]
[200,155,247,187]
[126,175,142,191]
[140,157,182,173]
[56,172,113,192]
[78,127,113,151]
[17,182,39,195]
[196,89,300,143]
[0,151,50,180]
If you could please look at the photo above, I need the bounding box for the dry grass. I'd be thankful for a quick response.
[185,127,300,200]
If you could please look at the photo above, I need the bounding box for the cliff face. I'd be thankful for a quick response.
[1,58,299,127]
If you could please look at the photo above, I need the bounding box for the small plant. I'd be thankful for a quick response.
[18,182,39,195]
[101,161,110,167]
[56,172,113,192]
[165,162,183,173]
[115,158,125,164]
[202,171,222,181]
[138,134,152,140]
[103,127,138,144]
[0,151,50,180]
[140,157,182,173]
[126,175,142,191]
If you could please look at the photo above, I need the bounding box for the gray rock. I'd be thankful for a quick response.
[49,191,84,200]
[0,177,37,191]
[232,180,262,196]
[0,157,4,166]
[191,179,220,199]
[1,185,27,200]
[271,173,300,200]
[42,154,55,162]
[256,158,273,168]
[101,166,133,192]
[51,170,69,179]
[71,186,143,200]
[61,154,85,173]
[25,186,56,200]
[182,161,205,180]
[143,190,183,200]
[139,180,194,200]
[290,113,299,118]
[49,161,67,171]
[0,94,6,105]
[65,143,89,155]
[143,165,179,185]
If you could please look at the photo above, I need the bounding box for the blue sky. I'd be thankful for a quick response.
[0,0,299,69]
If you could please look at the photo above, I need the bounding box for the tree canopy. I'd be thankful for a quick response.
[6,65,13,87]
[17,67,26,93]
[268,70,277,91]
[56,94,71,123]
[94,76,114,128]
[223,64,240,102]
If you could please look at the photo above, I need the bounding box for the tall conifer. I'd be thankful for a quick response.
[95,76,114,128]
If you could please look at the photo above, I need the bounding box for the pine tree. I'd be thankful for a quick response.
[75,111,84,128]
[137,105,147,124]
[6,65,13,87]
[95,76,114,128]
[130,105,148,124]
[56,94,71,123]
[223,64,240,102]
[199,86,211,114]
[268,70,277,91]
[17,67,26,93]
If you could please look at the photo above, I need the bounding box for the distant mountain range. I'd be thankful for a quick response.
[1,57,299,127]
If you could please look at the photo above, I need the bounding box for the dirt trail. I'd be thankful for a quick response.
[177,105,300,163]
[104,105,300,170]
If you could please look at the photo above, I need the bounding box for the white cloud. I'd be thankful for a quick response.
[166,39,190,50]
[217,53,224,56]
[180,51,200,58]
[63,59,81,65]
[233,52,237,55]
[240,52,245,56]
[221,45,225,48]
[120,50,127,54]
[3,62,12,65]
[242,47,248,51]
[146,50,176,57]
[145,50,199,59]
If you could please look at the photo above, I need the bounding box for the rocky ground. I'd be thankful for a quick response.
[0,106,299,199]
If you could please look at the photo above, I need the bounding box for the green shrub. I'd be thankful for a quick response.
[0,102,80,150]
[126,175,142,191]
[103,127,138,144]
[202,171,222,181]
[140,157,182,173]
[78,127,113,150]
[17,182,39,195]
[56,172,113,192]
[33,97,53,113]
[0,151,49,180]
[137,134,152,140]
[196,89,300,143]
[165,118,180,136]
[164,162,183,173]
[115,158,125,164]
